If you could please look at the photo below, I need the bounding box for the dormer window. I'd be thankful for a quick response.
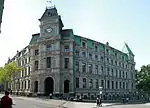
[106,49,109,54]
[82,42,86,48]
[95,46,98,52]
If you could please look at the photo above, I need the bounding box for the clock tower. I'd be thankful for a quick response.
[39,6,64,37]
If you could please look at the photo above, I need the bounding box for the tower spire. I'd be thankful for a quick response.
[46,0,54,9]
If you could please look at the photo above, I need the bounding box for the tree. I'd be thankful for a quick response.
[136,65,150,93]
[0,61,22,90]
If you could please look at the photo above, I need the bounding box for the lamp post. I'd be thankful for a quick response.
[99,86,103,99]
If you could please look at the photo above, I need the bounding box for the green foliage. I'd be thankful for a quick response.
[136,65,150,92]
[0,61,22,83]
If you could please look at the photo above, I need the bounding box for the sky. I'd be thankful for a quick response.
[0,0,150,70]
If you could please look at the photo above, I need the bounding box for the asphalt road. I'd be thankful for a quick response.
[0,94,150,108]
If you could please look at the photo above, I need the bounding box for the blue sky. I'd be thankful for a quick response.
[0,0,150,70]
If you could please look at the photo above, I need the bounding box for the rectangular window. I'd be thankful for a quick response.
[89,53,92,59]
[101,80,104,88]
[95,65,98,74]
[89,64,92,73]
[89,79,93,88]
[46,57,51,68]
[119,70,121,78]
[111,60,113,65]
[83,78,86,88]
[107,80,110,89]
[75,50,79,56]
[82,63,86,72]
[126,72,128,78]
[82,52,86,58]
[28,67,30,75]
[95,55,98,60]
[35,61,38,70]
[64,45,70,52]
[95,46,98,52]
[101,66,103,73]
[24,81,26,89]
[96,79,99,89]
[120,82,122,89]
[76,78,79,88]
[112,81,114,89]
[28,80,30,89]
[123,71,125,78]
[116,82,118,89]
[126,82,128,89]
[123,82,125,89]
[35,49,39,55]
[64,58,69,69]
[46,44,51,51]
[75,61,79,72]
[82,42,86,48]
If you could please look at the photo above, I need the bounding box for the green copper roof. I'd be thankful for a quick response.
[122,42,134,56]
[29,33,40,45]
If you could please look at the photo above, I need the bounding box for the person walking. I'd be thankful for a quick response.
[0,91,13,108]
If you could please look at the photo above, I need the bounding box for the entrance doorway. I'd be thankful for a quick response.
[34,81,38,93]
[44,77,54,96]
[64,80,69,93]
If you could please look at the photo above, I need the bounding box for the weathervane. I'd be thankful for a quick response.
[46,0,53,9]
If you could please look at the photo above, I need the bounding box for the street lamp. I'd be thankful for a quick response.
[99,86,103,99]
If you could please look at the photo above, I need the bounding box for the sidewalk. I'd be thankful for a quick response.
[10,95,118,108]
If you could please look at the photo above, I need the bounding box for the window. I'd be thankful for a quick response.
[107,58,109,63]
[112,81,114,89]
[95,55,98,60]
[46,57,51,68]
[101,66,104,73]
[46,44,51,51]
[119,70,121,78]
[126,82,128,89]
[111,60,113,65]
[107,67,110,75]
[75,50,79,56]
[83,78,86,88]
[22,81,23,89]
[115,53,117,57]
[89,79,93,88]
[96,79,99,89]
[111,69,113,76]
[25,58,27,64]
[89,64,92,73]
[82,63,86,72]
[24,81,26,89]
[116,82,118,89]
[95,65,98,74]
[75,61,79,72]
[76,78,79,88]
[64,45,70,52]
[35,49,39,55]
[123,82,125,89]
[106,49,109,54]
[101,80,104,88]
[89,53,92,59]
[120,82,122,89]
[115,61,117,66]
[107,80,110,89]
[35,61,38,70]
[28,80,30,89]
[123,71,125,78]
[64,58,69,69]
[82,42,86,48]
[28,67,30,75]
[82,52,86,58]
[101,57,104,61]
[29,57,30,62]
[126,72,128,78]
[95,46,98,52]
[116,70,118,77]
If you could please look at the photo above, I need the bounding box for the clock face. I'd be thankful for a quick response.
[45,27,52,33]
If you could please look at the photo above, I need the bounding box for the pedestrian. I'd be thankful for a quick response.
[0,91,13,108]
[99,98,102,107]
[96,97,100,107]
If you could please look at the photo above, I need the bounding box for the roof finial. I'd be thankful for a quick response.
[46,0,52,9]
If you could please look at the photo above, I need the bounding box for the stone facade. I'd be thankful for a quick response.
[9,6,136,99]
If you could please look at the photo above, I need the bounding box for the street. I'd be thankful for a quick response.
[0,94,150,108]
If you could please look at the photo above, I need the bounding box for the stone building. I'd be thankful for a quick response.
[9,6,136,99]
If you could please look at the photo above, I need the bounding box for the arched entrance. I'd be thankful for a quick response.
[34,81,38,93]
[64,80,69,93]
[44,77,54,96]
